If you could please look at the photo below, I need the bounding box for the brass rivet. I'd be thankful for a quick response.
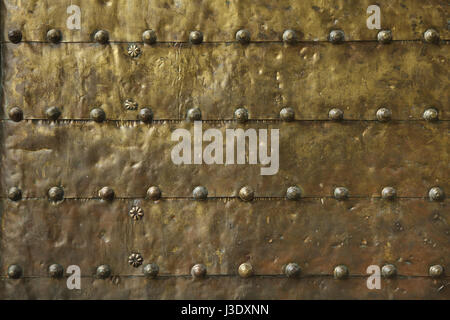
[48,264,64,279]
[429,187,444,201]
[189,31,203,45]
[187,108,202,121]
[328,108,343,121]
[90,108,106,123]
[238,262,253,278]
[139,108,154,123]
[191,264,207,279]
[333,265,348,279]
[129,206,144,220]
[423,28,439,43]
[429,265,444,278]
[147,186,162,200]
[94,30,109,44]
[8,187,22,201]
[96,264,111,279]
[280,107,295,121]
[286,186,302,200]
[8,29,22,43]
[46,106,61,121]
[423,108,439,121]
[284,263,301,278]
[234,107,249,123]
[98,187,115,201]
[334,187,349,200]
[9,107,23,122]
[128,253,143,268]
[143,263,159,278]
[47,29,62,43]
[142,30,157,45]
[377,30,392,44]
[381,264,397,278]
[329,30,345,44]
[7,264,22,279]
[48,186,64,202]
[376,107,392,122]
[127,44,141,58]
[124,99,138,110]
[239,186,254,202]
[282,30,297,44]
[381,187,396,200]
[236,29,251,44]
[192,186,208,200]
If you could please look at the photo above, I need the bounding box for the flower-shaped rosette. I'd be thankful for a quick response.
[127,44,141,58]
[124,99,138,111]
[129,206,144,220]
[128,253,143,268]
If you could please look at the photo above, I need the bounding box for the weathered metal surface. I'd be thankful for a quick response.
[0,199,448,277]
[2,0,449,42]
[1,121,448,197]
[2,43,449,120]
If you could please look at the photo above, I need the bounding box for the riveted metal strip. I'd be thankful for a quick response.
[1,0,449,42]
[1,121,448,198]
[0,200,448,278]
[2,43,448,120]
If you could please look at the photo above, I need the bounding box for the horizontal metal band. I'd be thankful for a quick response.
[2,0,448,41]
[2,43,448,120]
[1,199,447,277]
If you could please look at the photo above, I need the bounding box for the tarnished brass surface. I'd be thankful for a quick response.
[1,0,449,42]
[2,43,449,120]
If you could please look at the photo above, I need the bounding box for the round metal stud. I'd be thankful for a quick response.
[9,107,23,122]
[8,187,22,201]
[147,186,162,200]
[139,108,154,123]
[234,107,249,123]
[189,31,203,45]
[381,264,397,278]
[47,29,62,43]
[286,186,302,200]
[333,265,348,279]
[142,30,157,45]
[429,265,444,278]
[377,30,392,44]
[94,30,109,44]
[143,263,159,278]
[127,44,141,58]
[381,187,396,200]
[329,30,345,44]
[7,264,22,279]
[423,108,439,121]
[334,187,349,200]
[96,264,111,279]
[128,253,144,268]
[239,186,254,202]
[187,108,202,121]
[423,28,439,43]
[129,206,144,220]
[98,187,115,201]
[429,187,444,201]
[282,30,297,44]
[48,186,64,202]
[236,29,251,44]
[48,264,64,279]
[238,262,253,278]
[328,108,344,121]
[284,263,301,278]
[90,108,106,123]
[192,186,208,200]
[8,29,22,43]
[280,107,295,121]
[46,106,61,121]
[191,264,207,279]
[376,107,392,122]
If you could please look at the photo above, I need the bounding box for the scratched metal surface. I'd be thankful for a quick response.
[0,0,449,300]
